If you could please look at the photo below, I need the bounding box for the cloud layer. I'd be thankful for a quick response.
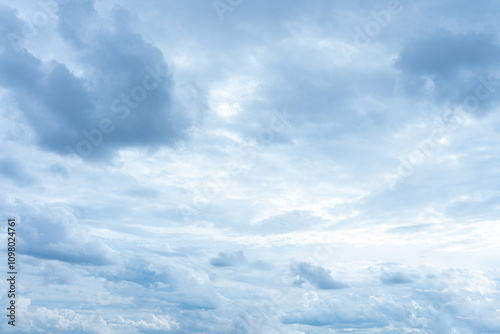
[0,0,499,332]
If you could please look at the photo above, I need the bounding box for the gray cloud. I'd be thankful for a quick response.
[210,250,246,267]
[17,205,115,265]
[0,1,193,160]
[380,271,414,285]
[0,158,35,186]
[395,31,500,77]
[291,262,348,290]
[394,30,500,107]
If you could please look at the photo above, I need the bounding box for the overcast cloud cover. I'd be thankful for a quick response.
[0,0,500,333]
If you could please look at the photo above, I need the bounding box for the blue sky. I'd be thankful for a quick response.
[1,0,500,332]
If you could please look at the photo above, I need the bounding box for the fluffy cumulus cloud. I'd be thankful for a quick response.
[0,0,193,160]
[16,204,116,265]
[380,270,414,285]
[291,262,348,289]
[210,250,246,267]
[0,0,499,332]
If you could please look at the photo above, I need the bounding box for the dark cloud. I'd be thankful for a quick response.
[380,271,414,284]
[395,31,500,77]
[18,205,115,265]
[106,258,170,287]
[291,262,348,290]
[0,2,193,160]
[394,30,500,107]
[210,251,246,267]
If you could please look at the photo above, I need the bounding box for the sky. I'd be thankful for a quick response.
[0,0,500,333]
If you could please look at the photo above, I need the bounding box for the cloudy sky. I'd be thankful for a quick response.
[1,0,500,332]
